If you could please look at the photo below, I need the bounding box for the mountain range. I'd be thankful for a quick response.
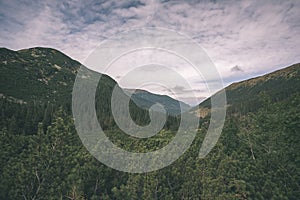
[2,47,298,119]
[0,47,299,199]
[124,88,191,116]
[0,47,190,116]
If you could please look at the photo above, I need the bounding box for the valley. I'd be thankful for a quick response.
[0,47,299,199]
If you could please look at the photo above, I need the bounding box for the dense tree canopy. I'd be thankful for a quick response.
[1,48,299,199]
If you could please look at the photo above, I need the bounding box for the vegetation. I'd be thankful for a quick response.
[196,63,300,115]
[0,48,299,199]
[124,89,191,116]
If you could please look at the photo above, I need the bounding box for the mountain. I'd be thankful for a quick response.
[1,47,299,199]
[124,88,191,116]
[189,63,300,199]
[0,47,179,134]
[193,63,300,117]
[0,47,185,114]
[0,47,116,103]
[0,47,78,102]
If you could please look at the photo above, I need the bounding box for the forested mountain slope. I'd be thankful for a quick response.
[0,47,179,134]
[193,63,300,116]
[0,47,80,102]
[124,88,191,116]
[0,48,299,199]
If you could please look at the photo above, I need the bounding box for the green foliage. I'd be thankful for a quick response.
[127,89,191,116]
[1,48,299,199]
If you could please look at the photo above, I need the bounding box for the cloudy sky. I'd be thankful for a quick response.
[1,0,299,105]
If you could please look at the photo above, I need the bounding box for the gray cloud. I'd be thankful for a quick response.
[163,85,205,95]
[173,85,185,92]
[231,65,244,73]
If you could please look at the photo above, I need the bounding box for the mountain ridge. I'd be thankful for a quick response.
[193,62,300,117]
[0,47,191,118]
[124,88,191,116]
[0,47,181,133]
[1,47,299,199]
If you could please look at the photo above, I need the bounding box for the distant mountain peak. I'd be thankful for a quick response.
[124,88,191,116]
[123,88,149,94]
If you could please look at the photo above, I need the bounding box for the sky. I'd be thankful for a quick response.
[0,0,299,105]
